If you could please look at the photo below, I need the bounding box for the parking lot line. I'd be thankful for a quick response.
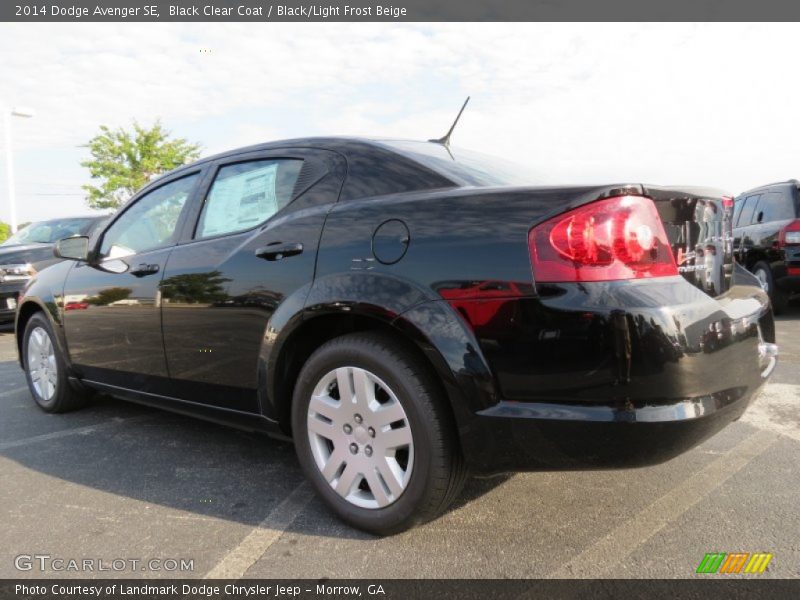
[0,386,27,399]
[204,481,313,579]
[547,428,778,579]
[0,415,154,451]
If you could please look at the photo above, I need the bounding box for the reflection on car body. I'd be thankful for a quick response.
[14,138,776,534]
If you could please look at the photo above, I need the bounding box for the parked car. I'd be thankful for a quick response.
[14,138,776,534]
[733,180,800,313]
[0,216,108,324]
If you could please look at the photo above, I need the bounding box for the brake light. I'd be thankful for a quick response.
[779,219,800,245]
[529,195,678,282]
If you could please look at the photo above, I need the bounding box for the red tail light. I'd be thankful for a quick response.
[529,195,678,283]
[778,219,800,246]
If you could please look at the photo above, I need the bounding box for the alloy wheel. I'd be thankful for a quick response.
[27,326,58,401]
[306,366,414,509]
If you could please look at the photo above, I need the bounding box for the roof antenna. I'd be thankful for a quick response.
[429,96,470,151]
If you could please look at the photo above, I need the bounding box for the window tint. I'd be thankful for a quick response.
[100,174,198,258]
[736,194,761,226]
[756,192,795,223]
[196,159,303,239]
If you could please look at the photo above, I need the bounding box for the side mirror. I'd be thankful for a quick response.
[54,236,90,261]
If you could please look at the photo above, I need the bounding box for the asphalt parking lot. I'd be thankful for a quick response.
[1,309,798,580]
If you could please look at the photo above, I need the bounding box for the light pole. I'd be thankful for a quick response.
[3,106,35,233]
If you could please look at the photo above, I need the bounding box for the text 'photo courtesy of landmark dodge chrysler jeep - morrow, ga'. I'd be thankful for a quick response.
[15,137,777,534]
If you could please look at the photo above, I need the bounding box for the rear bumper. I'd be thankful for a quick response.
[453,275,775,473]
[470,385,760,471]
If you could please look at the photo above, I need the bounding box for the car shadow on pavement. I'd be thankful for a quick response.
[0,341,509,539]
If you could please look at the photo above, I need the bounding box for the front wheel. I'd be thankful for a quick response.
[23,312,88,413]
[291,332,466,535]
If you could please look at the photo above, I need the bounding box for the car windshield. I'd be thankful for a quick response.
[381,140,539,187]
[1,218,97,247]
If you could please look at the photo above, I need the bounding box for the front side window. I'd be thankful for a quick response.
[195,159,304,239]
[732,198,745,227]
[736,194,761,227]
[100,174,198,259]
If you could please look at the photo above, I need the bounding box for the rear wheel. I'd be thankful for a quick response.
[23,312,88,413]
[291,331,466,535]
[753,261,788,315]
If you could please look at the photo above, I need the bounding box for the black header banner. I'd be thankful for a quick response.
[3,0,800,22]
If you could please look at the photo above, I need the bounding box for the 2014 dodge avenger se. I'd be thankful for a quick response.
[15,137,777,534]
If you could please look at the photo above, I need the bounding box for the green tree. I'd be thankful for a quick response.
[0,221,10,244]
[81,121,201,211]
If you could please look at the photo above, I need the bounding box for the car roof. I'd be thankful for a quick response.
[736,179,799,198]
[150,137,422,179]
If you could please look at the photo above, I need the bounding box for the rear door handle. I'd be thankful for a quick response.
[130,263,160,277]
[255,243,304,261]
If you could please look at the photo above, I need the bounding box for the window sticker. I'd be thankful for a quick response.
[201,163,278,237]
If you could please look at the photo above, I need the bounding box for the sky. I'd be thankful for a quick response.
[1,22,800,224]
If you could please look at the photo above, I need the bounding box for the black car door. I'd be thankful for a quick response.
[62,170,204,390]
[159,148,346,413]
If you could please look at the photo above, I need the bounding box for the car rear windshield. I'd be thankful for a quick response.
[1,218,97,247]
[381,140,539,187]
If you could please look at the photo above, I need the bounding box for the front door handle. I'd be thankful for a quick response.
[255,243,304,261]
[130,263,160,277]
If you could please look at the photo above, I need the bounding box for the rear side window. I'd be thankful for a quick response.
[196,159,303,239]
[755,192,795,223]
[736,194,761,226]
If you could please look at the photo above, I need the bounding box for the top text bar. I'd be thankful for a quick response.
[4,0,800,22]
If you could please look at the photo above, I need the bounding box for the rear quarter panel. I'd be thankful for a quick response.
[314,184,770,412]
[311,184,647,416]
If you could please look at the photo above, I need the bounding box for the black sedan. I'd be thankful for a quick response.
[14,138,777,534]
[0,216,108,323]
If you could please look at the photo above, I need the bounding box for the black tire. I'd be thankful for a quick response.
[291,331,467,535]
[753,261,788,315]
[22,312,88,413]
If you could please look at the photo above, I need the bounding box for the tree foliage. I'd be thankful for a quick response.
[87,287,133,306]
[161,271,231,304]
[81,121,201,211]
[0,221,10,244]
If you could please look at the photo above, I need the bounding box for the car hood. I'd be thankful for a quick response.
[0,243,56,268]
